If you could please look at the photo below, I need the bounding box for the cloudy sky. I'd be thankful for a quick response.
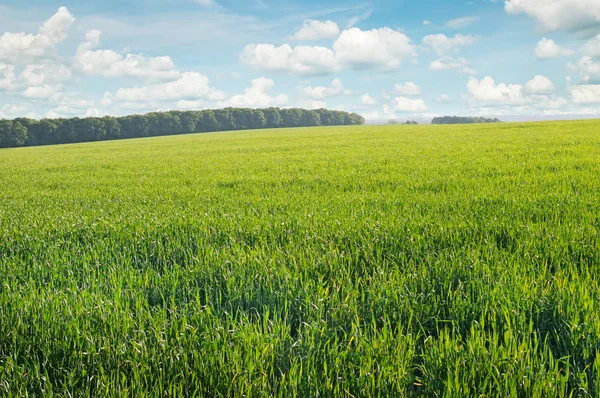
[1,0,600,121]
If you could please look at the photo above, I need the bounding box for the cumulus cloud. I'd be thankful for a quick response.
[0,7,75,63]
[242,27,416,75]
[0,63,16,90]
[292,20,340,41]
[446,17,479,29]
[467,75,563,108]
[110,72,220,102]
[75,30,180,81]
[524,75,555,95]
[570,84,600,103]
[385,96,428,112]
[436,94,451,102]
[43,94,99,118]
[23,84,62,99]
[217,77,288,108]
[467,76,528,106]
[298,78,350,99]
[334,27,416,70]
[361,93,376,105]
[505,0,600,35]
[20,62,71,87]
[570,56,600,84]
[430,56,476,75]
[0,104,35,119]
[394,82,421,96]
[0,60,71,98]
[583,34,600,58]
[240,43,339,76]
[535,38,574,58]
[422,34,477,55]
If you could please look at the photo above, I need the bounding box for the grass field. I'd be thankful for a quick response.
[1,121,599,396]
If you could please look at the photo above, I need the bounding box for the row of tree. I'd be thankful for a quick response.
[387,120,419,125]
[431,116,502,124]
[0,108,365,148]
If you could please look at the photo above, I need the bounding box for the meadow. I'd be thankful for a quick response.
[0,121,599,396]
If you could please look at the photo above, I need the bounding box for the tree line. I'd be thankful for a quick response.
[0,108,365,148]
[387,120,419,125]
[431,116,502,124]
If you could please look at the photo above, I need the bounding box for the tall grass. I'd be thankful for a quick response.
[0,121,599,396]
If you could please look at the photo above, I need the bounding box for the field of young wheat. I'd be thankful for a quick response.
[1,121,599,396]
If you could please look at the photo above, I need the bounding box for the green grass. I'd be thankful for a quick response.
[1,121,599,396]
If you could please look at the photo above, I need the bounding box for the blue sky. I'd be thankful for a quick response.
[1,0,600,122]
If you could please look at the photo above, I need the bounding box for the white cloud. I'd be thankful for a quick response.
[422,34,477,55]
[467,76,527,106]
[0,104,37,119]
[524,75,555,95]
[75,30,180,81]
[49,92,94,108]
[242,27,415,75]
[20,62,71,87]
[570,84,600,103]
[436,94,451,102]
[0,63,16,90]
[240,43,339,76]
[570,56,600,84]
[0,7,75,63]
[423,20,432,26]
[430,56,476,75]
[583,34,600,58]
[467,76,570,113]
[334,27,416,70]
[535,38,574,58]
[217,77,288,108]
[298,78,350,99]
[361,93,376,105]
[446,16,479,29]
[386,96,428,112]
[505,0,600,34]
[0,61,71,98]
[23,84,62,99]
[292,20,340,41]
[394,82,421,96]
[100,92,113,107]
[112,72,217,102]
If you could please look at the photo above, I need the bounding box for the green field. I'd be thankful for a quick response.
[1,121,599,396]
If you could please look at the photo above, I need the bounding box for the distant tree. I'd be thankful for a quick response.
[215,108,236,131]
[263,108,282,128]
[431,116,502,124]
[281,108,303,127]
[301,110,321,127]
[0,107,365,149]
[103,116,121,140]
[250,109,267,129]
[404,120,418,125]
[198,110,219,132]
[388,120,399,125]
[349,113,365,125]
[0,120,28,147]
